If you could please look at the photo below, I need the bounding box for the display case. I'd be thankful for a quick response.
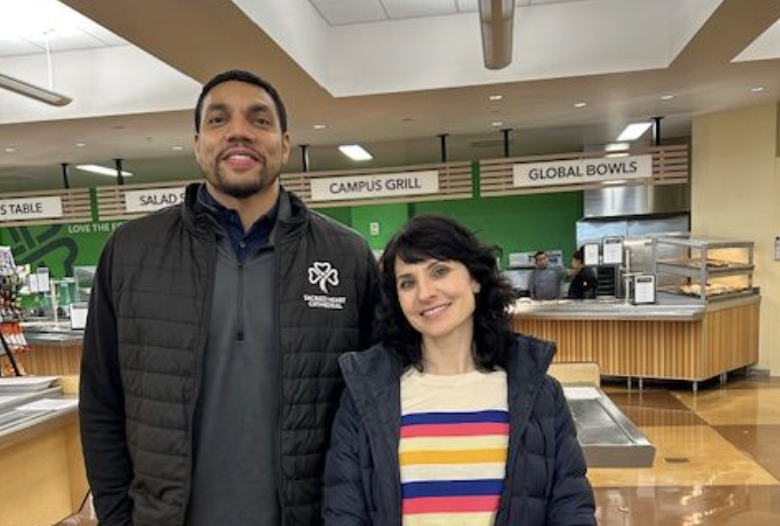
[652,237,755,302]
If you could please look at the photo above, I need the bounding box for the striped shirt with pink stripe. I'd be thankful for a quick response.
[400,368,509,526]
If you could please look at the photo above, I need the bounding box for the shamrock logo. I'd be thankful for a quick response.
[308,261,340,294]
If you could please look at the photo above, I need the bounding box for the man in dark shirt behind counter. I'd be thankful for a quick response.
[568,249,598,299]
[528,250,564,300]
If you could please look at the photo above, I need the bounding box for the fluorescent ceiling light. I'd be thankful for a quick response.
[338,144,373,162]
[604,142,630,152]
[76,164,134,177]
[492,121,504,127]
[603,179,628,184]
[617,122,653,142]
[750,86,765,92]
[573,102,587,108]
[313,124,327,129]
[489,95,503,101]
[660,94,675,101]
[604,153,630,159]
[0,72,72,106]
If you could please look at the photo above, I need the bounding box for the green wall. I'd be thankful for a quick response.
[0,221,122,278]
[350,203,410,251]
[412,192,582,268]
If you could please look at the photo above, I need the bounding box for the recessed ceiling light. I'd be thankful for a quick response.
[489,95,503,101]
[76,164,134,177]
[492,121,504,127]
[660,94,675,101]
[617,122,653,142]
[75,142,86,148]
[750,86,766,92]
[574,102,587,108]
[313,124,327,130]
[604,142,630,152]
[338,144,373,161]
[172,145,184,151]
[4,147,16,153]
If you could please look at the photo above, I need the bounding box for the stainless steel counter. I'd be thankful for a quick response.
[511,294,760,321]
[564,386,655,468]
[0,383,78,450]
[21,321,83,347]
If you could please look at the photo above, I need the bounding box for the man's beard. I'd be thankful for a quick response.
[206,164,279,199]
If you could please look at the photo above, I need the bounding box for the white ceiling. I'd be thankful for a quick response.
[0,0,125,58]
[308,0,614,26]
[0,0,779,192]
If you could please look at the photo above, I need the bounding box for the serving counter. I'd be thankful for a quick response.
[512,295,760,391]
[16,323,83,376]
[0,377,87,526]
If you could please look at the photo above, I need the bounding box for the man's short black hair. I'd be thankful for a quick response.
[194,69,288,133]
[573,249,584,263]
[534,250,546,259]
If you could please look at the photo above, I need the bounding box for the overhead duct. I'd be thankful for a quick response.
[0,72,72,107]
[479,0,515,70]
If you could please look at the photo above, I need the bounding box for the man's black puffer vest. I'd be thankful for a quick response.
[80,183,379,526]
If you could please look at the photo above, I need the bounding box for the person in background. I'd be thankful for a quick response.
[79,69,379,526]
[323,214,596,526]
[528,250,565,300]
[568,249,598,299]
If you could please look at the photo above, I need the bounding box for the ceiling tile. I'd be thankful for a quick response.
[382,0,457,20]
[0,36,42,58]
[455,0,479,12]
[314,0,388,26]
[24,31,109,54]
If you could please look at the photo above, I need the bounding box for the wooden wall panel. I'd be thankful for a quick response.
[16,343,82,376]
[514,303,758,382]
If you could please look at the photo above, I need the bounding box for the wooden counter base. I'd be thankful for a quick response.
[513,300,759,382]
[0,412,87,526]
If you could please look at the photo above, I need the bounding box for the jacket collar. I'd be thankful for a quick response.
[181,182,310,240]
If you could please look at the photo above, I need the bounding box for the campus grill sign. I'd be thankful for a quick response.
[0,196,63,220]
[310,170,439,202]
[124,187,186,213]
[513,155,653,188]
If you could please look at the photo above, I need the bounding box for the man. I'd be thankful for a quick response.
[528,250,564,300]
[79,70,379,526]
[568,249,598,299]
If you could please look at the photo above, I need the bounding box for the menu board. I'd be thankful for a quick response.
[633,274,656,304]
[602,237,624,265]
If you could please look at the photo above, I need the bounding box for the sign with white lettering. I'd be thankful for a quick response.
[125,187,186,213]
[310,171,439,202]
[0,196,63,220]
[513,155,653,188]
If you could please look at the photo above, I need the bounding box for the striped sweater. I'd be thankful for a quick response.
[399,368,509,526]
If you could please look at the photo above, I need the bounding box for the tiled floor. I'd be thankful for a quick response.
[593,374,780,524]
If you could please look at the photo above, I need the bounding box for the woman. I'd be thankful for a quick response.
[323,215,595,526]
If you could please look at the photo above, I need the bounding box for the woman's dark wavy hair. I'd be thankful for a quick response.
[376,214,517,371]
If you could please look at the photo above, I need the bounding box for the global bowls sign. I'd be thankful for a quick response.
[513,155,653,188]
[310,170,439,202]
